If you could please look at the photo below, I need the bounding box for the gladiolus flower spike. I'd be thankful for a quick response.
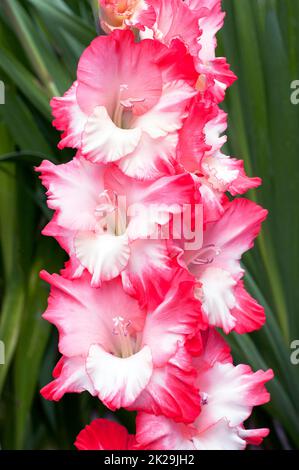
[37,0,273,451]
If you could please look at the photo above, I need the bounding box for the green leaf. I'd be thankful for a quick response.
[27,0,95,45]
[0,124,25,395]
[0,47,50,119]
[0,90,52,154]
[13,238,65,449]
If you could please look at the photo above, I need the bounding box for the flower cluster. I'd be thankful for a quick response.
[37,0,273,450]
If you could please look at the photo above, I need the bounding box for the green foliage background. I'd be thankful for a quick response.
[0,0,298,450]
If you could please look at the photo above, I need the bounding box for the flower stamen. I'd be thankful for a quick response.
[112,316,134,358]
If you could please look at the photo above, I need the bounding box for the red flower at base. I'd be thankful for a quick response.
[75,418,137,450]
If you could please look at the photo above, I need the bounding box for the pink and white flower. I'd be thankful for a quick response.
[172,198,268,333]
[136,412,270,450]
[178,103,261,213]
[134,329,273,450]
[125,0,236,102]
[188,0,237,101]
[139,0,201,55]
[37,156,199,297]
[51,29,198,180]
[40,268,204,423]
[198,106,261,198]
[37,0,273,451]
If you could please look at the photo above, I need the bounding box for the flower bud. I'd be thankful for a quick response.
[99,0,140,32]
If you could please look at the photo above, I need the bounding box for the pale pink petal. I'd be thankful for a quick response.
[203,198,268,276]
[51,81,87,149]
[190,327,232,367]
[133,80,196,139]
[40,271,144,357]
[136,413,268,450]
[125,171,198,239]
[119,131,177,180]
[201,155,240,191]
[193,419,246,450]
[126,207,160,240]
[136,413,196,450]
[145,172,199,207]
[195,362,273,430]
[197,57,237,102]
[104,165,197,210]
[238,427,270,446]
[74,232,130,285]
[202,155,261,195]
[148,0,201,55]
[41,215,86,280]
[227,159,262,195]
[40,356,96,401]
[128,1,156,30]
[82,106,141,163]
[203,107,227,155]
[118,79,196,179]
[197,267,237,334]
[199,181,226,223]
[36,158,105,231]
[86,344,153,409]
[61,255,85,280]
[77,30,163,117]
[197,2,225,62]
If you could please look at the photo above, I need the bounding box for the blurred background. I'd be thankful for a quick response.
[0,0,298,450]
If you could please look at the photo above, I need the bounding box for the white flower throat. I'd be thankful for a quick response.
[95,189,127,236]
[112,316,142,358]
[112,83,145,128]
